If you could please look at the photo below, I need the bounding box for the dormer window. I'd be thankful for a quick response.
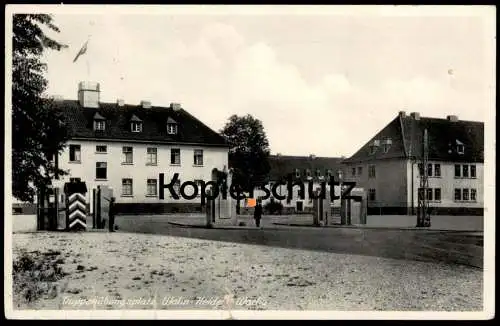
[131,122,142,132]
[305,169,312,179]
[167,117,178,135]
[326,169,333,179]
[382,138,392,153]
[94,120,105,131]
[369,139,380,155]
[295,168,301,178]
[456,139,465,155]
[130,114,143,133]
[93,112,106,131]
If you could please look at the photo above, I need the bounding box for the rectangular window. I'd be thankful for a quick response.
[455,164,461,177]
[368,165,376,178]
[426,188,433,201]
[434,164,441,177]
[368,189,376,201]
[471,189,477,201]
[170,148,181,165]
[123,146,133,164]
[462,188,469,201]
[357,167,363,175]
[315,169,322,178]
[96,162,107,180]
[146,147,157,165]
[418,163,424,176]
[146,179,157,196]
[131,122,142,133]
[427,164,433,177]
[69,145,81,162]
[457,144,464,154]
[434,188,441,201]
[454,188,461,201]
[470,165,476,178]
[122,179,133,196]
[96,145,107,153]
[306,169,312,178]
[462,165,469,178]
[94,120,105,131]
[193,149,204,166]
[351,168,356,177]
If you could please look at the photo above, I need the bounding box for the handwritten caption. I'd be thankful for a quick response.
[62,296,267,307]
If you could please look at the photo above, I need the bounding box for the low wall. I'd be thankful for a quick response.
[367,206,484,216]
[115,203,205,215]
[11,214,37,233]
[366,215,484,231]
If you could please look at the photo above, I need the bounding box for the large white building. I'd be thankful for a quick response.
[342,111,484,216]
[50,81,229,214]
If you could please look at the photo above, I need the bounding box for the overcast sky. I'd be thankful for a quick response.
[33,6,495,157]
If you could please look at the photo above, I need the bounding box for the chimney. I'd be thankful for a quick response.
[141,100,152,109]
[309,154,316,160]
[78,81,100,108]
[399,111,406,118]
[410,112,420,120]
[170,102,182,111]
[117,99,125,107]
[447,115,459,122]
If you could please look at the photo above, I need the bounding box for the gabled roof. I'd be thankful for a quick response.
[93,112,106,120]
[55,100,228,147]
[343,113,484,163]
[129,114,142,122]
[268,155,345,180]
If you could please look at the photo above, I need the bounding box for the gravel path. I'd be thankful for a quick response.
[11,232,483,311]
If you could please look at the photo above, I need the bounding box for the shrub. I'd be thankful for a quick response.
[13,250,67,305]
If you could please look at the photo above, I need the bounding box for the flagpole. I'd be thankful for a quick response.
[86,35,91,81]
[86,57,90,80]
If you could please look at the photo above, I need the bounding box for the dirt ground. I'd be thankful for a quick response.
[10,230,483,312]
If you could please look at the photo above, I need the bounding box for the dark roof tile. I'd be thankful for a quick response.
[55,100,228,147]
[344,114,484,163]
[268,155,345,180]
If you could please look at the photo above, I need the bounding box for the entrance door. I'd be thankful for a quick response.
[296,201,303,212]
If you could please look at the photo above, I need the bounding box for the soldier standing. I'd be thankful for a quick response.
[108,197,116,232]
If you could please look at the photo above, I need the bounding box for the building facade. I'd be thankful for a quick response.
[342,111,484,215]
[242,154,346,214]
[51,81,229,214]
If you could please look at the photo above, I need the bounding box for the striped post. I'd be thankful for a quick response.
[64,181,88,231]
[68,193,87,230]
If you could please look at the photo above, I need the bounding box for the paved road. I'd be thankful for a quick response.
[115,215,483,269]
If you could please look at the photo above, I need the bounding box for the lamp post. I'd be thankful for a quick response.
[337,169,344,225]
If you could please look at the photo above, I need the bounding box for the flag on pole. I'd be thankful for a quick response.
[73,40,89,63]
